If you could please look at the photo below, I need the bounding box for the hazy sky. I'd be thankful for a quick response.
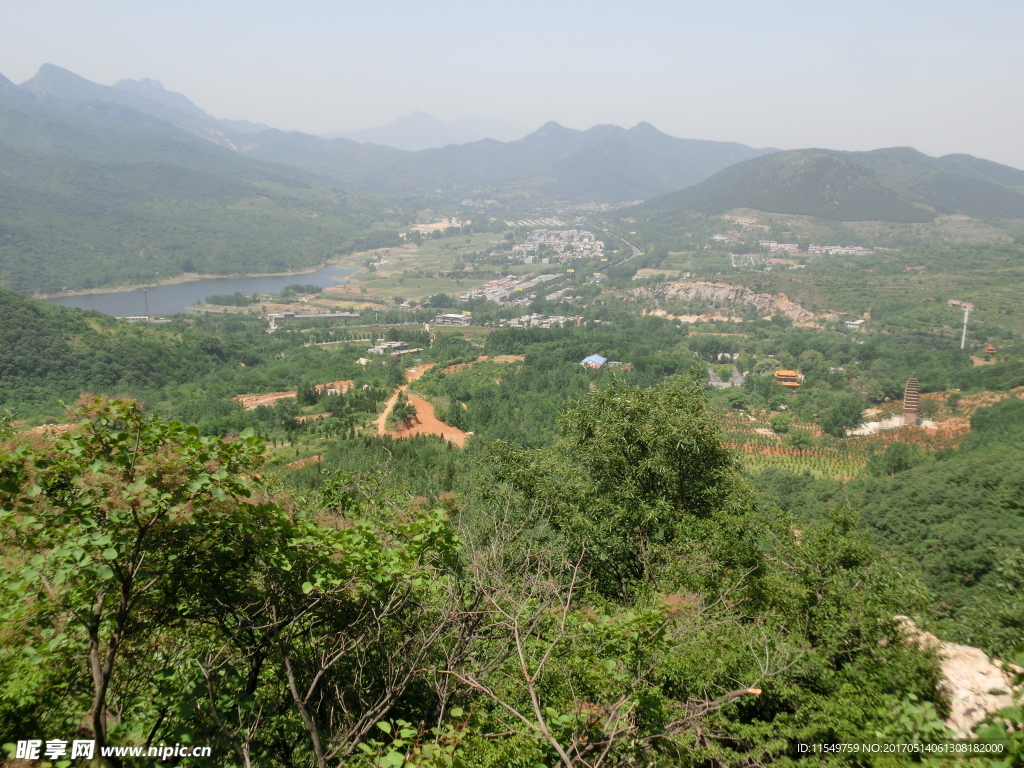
[2,0,1022,167]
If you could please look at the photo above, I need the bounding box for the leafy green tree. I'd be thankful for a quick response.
[868,442,926,476]
[918,397,940,419]
[785,430,816,450]
[487,375,750,601]
[297,381,320,406]
[0,396,265,760]
[0,397,465,766]
[820,394,865,437]
[388,392,418,429]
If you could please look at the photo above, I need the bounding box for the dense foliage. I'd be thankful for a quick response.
[1,389,948,767]
[754,397,1024,656]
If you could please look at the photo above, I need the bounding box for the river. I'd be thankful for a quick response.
[45,264,358,317]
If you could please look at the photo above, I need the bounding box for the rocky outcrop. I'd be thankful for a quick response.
[897,616,1020,736]
[632,281,835,326]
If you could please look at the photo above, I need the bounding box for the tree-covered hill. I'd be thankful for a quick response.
[633,147,1024,223]
[0,288,249,409]
[0,83,404,293]
[0,380,949,765]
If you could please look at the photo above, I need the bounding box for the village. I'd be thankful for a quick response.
[757,239,874,255]
[457,271,561,304]
[507,228,605,263]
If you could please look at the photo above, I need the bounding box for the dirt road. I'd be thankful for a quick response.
[374,364,468,447]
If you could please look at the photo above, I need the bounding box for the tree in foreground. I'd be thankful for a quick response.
[0,396,462,767]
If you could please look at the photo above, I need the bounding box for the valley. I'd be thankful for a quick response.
[3,59,1024,767]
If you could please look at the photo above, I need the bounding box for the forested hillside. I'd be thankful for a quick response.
[756,396,1024,657]
[0,83,404,292]
[633,147,1024,223]
[0,287,257,408]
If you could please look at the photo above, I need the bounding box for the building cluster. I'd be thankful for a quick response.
[757,241,873,256]
[367,340,423,357]
[267,311,360,332]
[121,316,171,324]
[544,287,578,302]
[759,241,800,252]
[807,244,872,255]
[509,229,605,264]
[314,380,355,396]
[504,217,565,228]
[499,314,584,329]
[432,313,472,326]
[773,369,803,389]
[577,355,630,370]
[458,273,561,304]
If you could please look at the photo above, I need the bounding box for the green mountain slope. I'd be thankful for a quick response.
[850,147,1024,219]
[0,288,237,409]
[0,87,402,293]
[635,147,1024,223]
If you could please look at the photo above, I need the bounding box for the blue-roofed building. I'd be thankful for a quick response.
[580,354,607,369]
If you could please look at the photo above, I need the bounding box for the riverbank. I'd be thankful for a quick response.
[32,263,335,299]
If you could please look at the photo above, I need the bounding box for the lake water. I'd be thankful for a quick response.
[46,264,358,317]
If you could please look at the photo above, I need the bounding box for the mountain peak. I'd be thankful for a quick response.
[0,71,23,94]
[113,77,211,119]
[21,63,93,94]
[536,120,567,133]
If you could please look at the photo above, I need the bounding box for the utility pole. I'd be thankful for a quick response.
[960,306,969,350]
[143,287,149,318]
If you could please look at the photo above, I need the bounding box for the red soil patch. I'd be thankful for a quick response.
[285,454,322,469]
[314,380,354,394]
[234,391,296,409]
[375,373,468,447]
[387,393,468,447]
[235,380,356,410]
[404,363,435,382]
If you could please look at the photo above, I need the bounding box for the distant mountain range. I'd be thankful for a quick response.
[238,120,776,202]
[3,63,1023,294]
[3,65,776,202]
[634,148,1024,222]
[322,111,530,151]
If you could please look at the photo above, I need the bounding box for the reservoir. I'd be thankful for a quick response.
[46,264,358,317]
